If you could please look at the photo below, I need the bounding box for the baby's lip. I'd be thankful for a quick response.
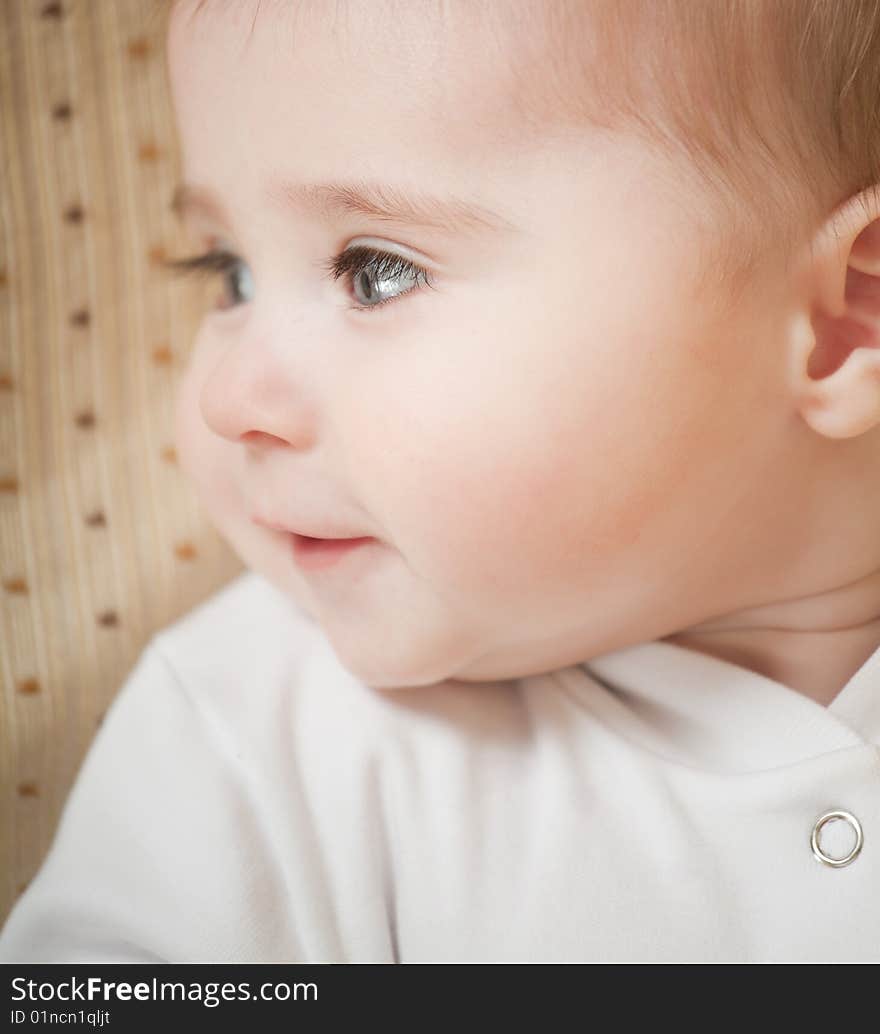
[251,512,370,540]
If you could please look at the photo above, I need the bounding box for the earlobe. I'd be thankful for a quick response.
[795,187,880,440]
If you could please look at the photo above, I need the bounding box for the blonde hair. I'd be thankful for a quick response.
[503,0,880,296]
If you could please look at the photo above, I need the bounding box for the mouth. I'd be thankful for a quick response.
[250,512,377,570]
[288,532,376,571]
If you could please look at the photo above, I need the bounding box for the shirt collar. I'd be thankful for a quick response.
[556,637,880,773]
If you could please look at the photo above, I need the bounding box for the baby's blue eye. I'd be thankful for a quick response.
[325,245,432,312]
[164,243,433,315]
[218,254,254,309]
[162,249,255,311]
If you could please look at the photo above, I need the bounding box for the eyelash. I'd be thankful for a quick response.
[163,244,434,315]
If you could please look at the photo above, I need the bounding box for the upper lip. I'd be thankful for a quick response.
[251,512,370,540]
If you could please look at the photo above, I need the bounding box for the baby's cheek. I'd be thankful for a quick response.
[386,404,656,601]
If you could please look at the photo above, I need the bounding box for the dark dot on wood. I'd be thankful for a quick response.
[148,244,167,266]
[75,410,96,429]
[97,609,119,627]
[17,781,39,798]
[0,372,13,390]
[152,344,173,365]
[160,445,177,464]
[70,308,90,327]
[127,37,151,59]
[0,268,7,288]
[138,141,161,163]
[17,677,40,695]
[174,541,198,561]
[85,509,106,527]
[0,476,20,494]
[52,101,72,120]
[96,711,105,728]
[3,577,27,593]
[64,203,85,224]
[40,2,63,18]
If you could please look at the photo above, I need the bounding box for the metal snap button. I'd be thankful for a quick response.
[810,810,863,868]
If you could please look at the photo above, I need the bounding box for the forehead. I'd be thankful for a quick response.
[167,0,561,176]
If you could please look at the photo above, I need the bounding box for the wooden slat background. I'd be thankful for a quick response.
[0,0,243,928]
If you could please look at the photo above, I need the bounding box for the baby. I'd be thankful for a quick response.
[2,0,880,963]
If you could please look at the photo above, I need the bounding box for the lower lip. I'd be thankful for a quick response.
[289,533,375,571]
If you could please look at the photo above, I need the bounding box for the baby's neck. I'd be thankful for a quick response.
[662,568,880,706]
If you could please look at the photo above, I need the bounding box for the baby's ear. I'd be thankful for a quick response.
[792,185,880,439]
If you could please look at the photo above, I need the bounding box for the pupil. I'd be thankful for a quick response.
[230,261,251,303]
[357,270,375,302]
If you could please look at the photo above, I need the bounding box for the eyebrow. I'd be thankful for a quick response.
[170,179,518,237]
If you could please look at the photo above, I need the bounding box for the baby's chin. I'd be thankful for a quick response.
[314,607,467,691]
[304,582,503,691]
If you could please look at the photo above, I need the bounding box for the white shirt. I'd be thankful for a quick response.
[1,570,877,963]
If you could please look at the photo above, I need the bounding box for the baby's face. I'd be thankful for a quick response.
[167,0,798,688]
